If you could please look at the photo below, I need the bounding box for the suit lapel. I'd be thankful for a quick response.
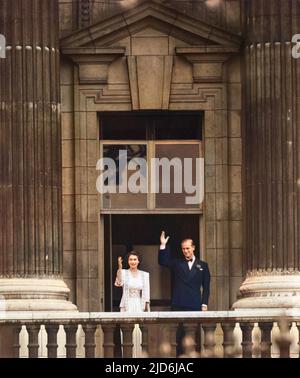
[189,258,202,279]
[180,259,190,276]
[178,258,203,282]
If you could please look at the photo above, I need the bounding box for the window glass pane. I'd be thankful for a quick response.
[101,144,147,209]
[100,115,147,140]
[100,112,202,141]
[154,114,202,140]
[155,144,203,209]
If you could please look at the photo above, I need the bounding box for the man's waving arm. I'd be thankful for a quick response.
[158,231,173,267]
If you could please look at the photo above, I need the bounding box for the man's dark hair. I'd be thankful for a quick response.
[181,238,195,248]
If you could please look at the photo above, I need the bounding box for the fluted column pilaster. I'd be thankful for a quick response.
[0,0,76,312]
[234,0,300,309]
[0,0,62,277]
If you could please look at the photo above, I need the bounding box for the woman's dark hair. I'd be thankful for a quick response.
[125,250,142,265]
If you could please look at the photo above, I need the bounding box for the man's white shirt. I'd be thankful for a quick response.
[160,245,195,270]
[188,256,195,270]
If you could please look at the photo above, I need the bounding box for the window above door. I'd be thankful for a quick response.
[98,112,204,214]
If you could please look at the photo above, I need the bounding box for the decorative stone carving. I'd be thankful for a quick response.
[79,0,91,29]
[127,55,173,109]
[176,46,239,83]
[61,0,241,110]
[62,47,125,84]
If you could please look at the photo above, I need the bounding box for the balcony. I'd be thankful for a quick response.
[1,310,300,358]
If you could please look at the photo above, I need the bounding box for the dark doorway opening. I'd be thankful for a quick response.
[104,214,200,312]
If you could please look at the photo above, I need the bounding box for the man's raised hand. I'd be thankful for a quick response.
[160,231,170,246]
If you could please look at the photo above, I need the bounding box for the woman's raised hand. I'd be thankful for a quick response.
[117,256,123,270]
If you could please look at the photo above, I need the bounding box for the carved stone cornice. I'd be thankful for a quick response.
[176,46,240,82]
[62,47,125,84]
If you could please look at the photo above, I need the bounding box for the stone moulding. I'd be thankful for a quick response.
[233,273,300,309]
[176,46,240,83]
[62,47,126,84]
[61,0,242,49]
[0,279,78,312]
[247,269,300,277]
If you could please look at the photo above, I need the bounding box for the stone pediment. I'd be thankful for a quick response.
[61,0,241,50]
[61,0,241,109]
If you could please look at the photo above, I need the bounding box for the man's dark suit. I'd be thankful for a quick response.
[158,246,210,311]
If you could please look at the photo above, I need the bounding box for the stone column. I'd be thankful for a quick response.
[233,0,300,309]
[0,0,76,312]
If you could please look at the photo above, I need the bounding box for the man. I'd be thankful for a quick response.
[158,231,211,354]
[158,231,210,311]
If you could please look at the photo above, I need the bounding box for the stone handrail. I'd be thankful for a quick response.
[2,308,300,322]
[0,310,300,358]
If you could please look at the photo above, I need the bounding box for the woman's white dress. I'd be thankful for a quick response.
[116,269,150,358]
[120,271,143,357]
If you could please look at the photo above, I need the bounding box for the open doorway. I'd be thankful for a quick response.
[104,214,200,311]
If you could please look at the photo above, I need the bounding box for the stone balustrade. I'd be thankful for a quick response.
[1,310,300,358]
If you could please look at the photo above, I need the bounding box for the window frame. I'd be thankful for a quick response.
[99,139,203,214]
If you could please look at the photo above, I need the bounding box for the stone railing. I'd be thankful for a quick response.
[1,310,300,358]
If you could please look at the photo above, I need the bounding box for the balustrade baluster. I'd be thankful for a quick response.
[64,324,78,358]
[240,323,254,358]
[45,325,59,358]
[13,326,22,358]
[259,322,273,358]
[27,325,40,358]
[121,324,135,358]
[296,323,300,358]
[168,323,178,358]
[277,321,292,358]
[102,324,115,358]
[202,323,216,358]
[221,323,236,358]
[83,324,97,358]
[140,324,148,356]
[183,323,198,356]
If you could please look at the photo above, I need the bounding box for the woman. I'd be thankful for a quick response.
[114,251,150,357]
